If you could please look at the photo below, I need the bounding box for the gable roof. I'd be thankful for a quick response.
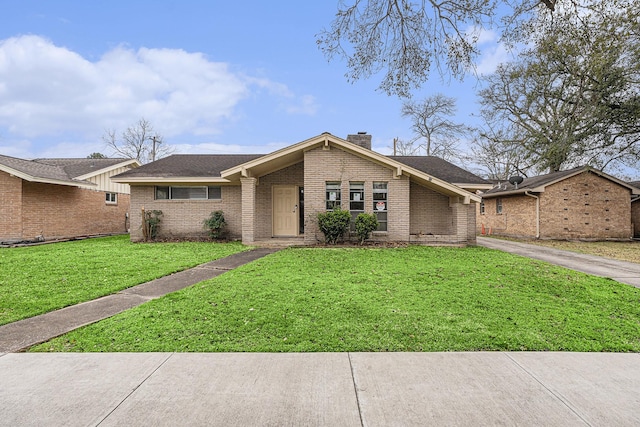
[220,133,480,202]
[481,166,640,198]
[0,154,138,188]
[112,133,482,203]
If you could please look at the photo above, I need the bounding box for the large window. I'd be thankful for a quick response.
[325,182,341,210]
[373,182,388,231]
[155,186,222,200]
[349,182,365,230]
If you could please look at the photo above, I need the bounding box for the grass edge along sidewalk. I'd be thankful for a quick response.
[31,246,640,353]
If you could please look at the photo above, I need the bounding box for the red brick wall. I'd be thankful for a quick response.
[477,195,538,238]
[0,171,23,241]
[20,181,130,241]
[540,172,631,239]
[632,200,640,238]
[478,171,632,240]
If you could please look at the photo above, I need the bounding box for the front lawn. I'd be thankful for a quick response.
[31,246,640,352]
[0,235,249,325]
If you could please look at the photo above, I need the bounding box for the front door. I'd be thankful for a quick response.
[273,185,298,236]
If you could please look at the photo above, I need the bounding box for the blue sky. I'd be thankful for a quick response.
[0,1,508,160]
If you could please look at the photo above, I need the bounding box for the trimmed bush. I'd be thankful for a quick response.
[203,210,226,239]
[317,209,351,244]
[355,213,379,244]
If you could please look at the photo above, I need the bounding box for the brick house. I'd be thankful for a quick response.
[112,132,490,245]
[478,166,640,240]
[631,181,640,238]
[0,155,139,244]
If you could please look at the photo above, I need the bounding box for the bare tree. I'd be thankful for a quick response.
[400,94,470,160]
[476,2,640,174]
[318,0,626,97]
[103,118,172,164]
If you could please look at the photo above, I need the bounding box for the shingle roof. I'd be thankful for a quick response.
[113,153,488,186]
[388,156,490,185]
[34,158,135,178]
[482,166,639,197]
[113,154,264,178]
[0,154,133,186]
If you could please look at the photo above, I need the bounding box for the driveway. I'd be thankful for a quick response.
[477,237,640,288]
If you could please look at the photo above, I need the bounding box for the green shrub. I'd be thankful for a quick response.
[355,213,379,244]
[203,210,226,239]
[317,209,351,244]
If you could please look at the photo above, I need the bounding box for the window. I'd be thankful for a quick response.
[373,182,387,231]
[480,201,485,214]
[496,198,503,214]
[349,182,365,230]
[325,182,341,210]
[155,186,222,200]
[105,192,117,204]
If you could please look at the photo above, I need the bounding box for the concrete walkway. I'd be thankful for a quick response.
[2,241,640,425]
[0,248,279,353]
[1,352,639,426]
[478,237,640,288]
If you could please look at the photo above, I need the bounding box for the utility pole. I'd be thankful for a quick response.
[149,136,158,162]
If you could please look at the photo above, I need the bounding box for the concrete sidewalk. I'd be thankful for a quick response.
[0,248,279,353]
[0,351,638,426]
[477,237,640,288]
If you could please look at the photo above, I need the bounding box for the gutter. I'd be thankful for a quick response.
[524,191,540,239]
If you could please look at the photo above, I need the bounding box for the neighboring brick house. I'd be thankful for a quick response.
[478,166,639,240]
[0,155,139,243]
[112,132,490,246]
[630,181,640,238]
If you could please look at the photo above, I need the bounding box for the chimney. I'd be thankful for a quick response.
[347,131,372,150]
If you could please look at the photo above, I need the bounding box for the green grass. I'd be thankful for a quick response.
[0,235,249,325]
[31,246,640,352]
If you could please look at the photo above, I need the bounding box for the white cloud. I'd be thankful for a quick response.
[0,35,317,155]
[465,27,513,75]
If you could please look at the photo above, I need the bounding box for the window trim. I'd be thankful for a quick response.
[325,182,342,210]
[154,186,222,200]
[105,192,117,204]
[349,182,365,231]
[373,182,388,232]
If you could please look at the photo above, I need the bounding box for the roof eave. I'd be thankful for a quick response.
[0,164,96,188]
[111,176,232,185]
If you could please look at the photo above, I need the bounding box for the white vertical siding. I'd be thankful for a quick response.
[87,166,134,194]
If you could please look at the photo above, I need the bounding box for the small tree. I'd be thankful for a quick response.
[355,213,378,245]
[203,211,226,240]
[317,209,351,244]
[141,208,163,241]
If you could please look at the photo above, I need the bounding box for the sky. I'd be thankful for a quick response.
[0,1,510,161]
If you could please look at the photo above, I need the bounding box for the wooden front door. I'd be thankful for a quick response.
[272,185,298,236]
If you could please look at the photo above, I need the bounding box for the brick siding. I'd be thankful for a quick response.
[478,171,632,239]
[303,145,411,244]
[3,178,130,242]
[0,171,23,241]
[129,185,243,242]
[632,200,640,238]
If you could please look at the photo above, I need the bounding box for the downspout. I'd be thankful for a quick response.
[524,191,540,239]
